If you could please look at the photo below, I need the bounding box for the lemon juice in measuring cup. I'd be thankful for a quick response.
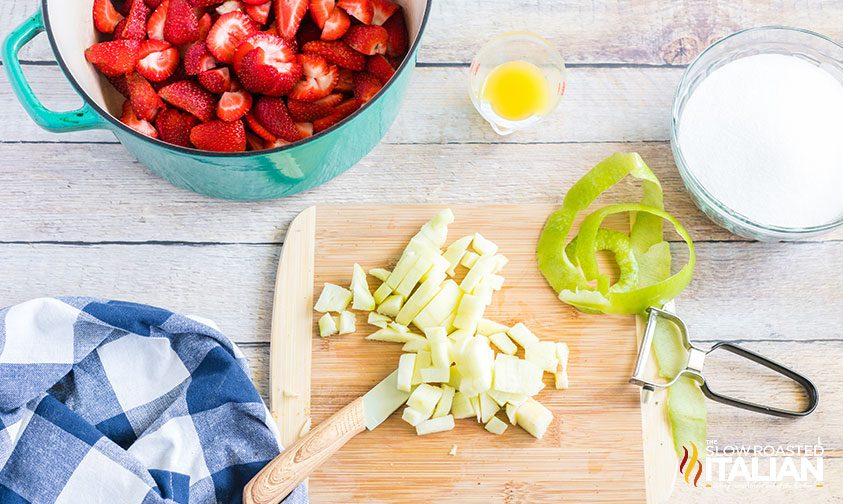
[469,32,566,135]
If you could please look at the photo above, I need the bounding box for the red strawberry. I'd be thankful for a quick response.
[275,0,309,40]
[289,53,337,101]
[164,0,200,44]
[366,54,394,83]
[232,32,296,73]
[238,48,302,96]
[120,99,159,137]
[337,0,372,24]
[116,0,150,39]
[343,24,387,55]
[190,119,246,151]
[127,72,165,120]
[309,0,334,28]
[353,71,382,103]
[183,42,217,75]
[198,67,231,93]
[150,63,187,90]
[296,17,322,48]
[136,40,179,82]
[253,96,302,141]
[107,75,131,97]
[146,0,168,39]
[145,0,164,8]
[93,0,124,33]
[370,0,397,25]
[215,0,244,14]
[312,97,359,132]
[382,8,407,56]
[301,40,365,70]
[287,98,333,121]
[244,1,271,24]
[155,107,197,146]
[158,80,216,121]
[206,11,259,63]
[217,87,253,121]
[335,67,353,91]
[295,121,314,138]
[198,13,212,38]
[320,7,349,41]
[85,40,141,77]
[244,112,276,141]
[241,0,268,5]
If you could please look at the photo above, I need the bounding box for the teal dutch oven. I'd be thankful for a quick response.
[3,0,431,200]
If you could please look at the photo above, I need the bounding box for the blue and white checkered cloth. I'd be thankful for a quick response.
[0,297,308,504]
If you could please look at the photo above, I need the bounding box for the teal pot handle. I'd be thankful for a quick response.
[3,10,106,132]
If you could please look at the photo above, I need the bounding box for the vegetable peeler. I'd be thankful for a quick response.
[630,307,819,417]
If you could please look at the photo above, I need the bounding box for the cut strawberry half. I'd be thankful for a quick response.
[85,40,141,77]
[289,53,338,101]
[115,0,150,40]
[198,13,212,38]
[183,42,217,75]
[93,0,124,33]
[301,40,365,70]
[206,11,260,63]
[295,121,314,138]
[155,107,197,146]
[244,112,276,141]
[158,80,216,121]
[233,32,296,73]
[136,40,179,82]
[146,0,168,39]
[253,96,302,141]
[309,0,334,28]
[382,8,407,56]
[244,1,271,24]
[275,0,309,40]
[238,48,302,96]
[190,119,246,151]
[343,24,387,55]
[335,67,354,91]
[198,67,231,93]
[217,87,253,121]
[312,97,360,132]
[337,0,372,24]
[320,7,350,41]
[313,92,343,107]
[366,54,394,83]
[287,98,334,122]
[127,72,165,120]
[164,0,200,44]
[370,0,397,25]
[108,75,131,97]
[120,100,159,137]
[353,71,382,103]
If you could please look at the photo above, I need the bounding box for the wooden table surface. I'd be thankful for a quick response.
[2,1,841,502]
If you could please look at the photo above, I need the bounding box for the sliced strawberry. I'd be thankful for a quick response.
[238,48,302,96]
[85,40,141,77]
[296,17,322,48]
[275,0,309,40]
[337,0,372,24]
[244,112,276,141]
[164,0,199,44]
[382,8,407,56]
[353,71,382,103]
[244,1,271,24]
[120,100,159,137]
[343,24,387,55]
[263,137,290,149]
[190,119,246,151]
[183,42,217,75]
[253,96,302,141]
[108,75,131,97]
[150,63,187,90]
[198,67,231,93]
[370,0,397,25]
[366,54,394,83]
[301,40,365,70]
[314,92,343,106]
[206,11,259,63]
[116,0,150,39]
[289,53,337,101]
[198,13,212,38]
[158,80,216,121]
[309,0,334,28]
[155,107,197,146]
[146,0,167,39]
[295,121,314,138]
[232,32,296,73]
[312,97,359,132]
[136,40,179,82]
[215,0,244,14]
[287,98,333,121]
[93,0,124,33]
[127,72,165,121]
[320,7,349,41]
[217,87,253,121]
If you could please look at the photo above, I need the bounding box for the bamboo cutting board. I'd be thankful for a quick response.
[269,205,675,503]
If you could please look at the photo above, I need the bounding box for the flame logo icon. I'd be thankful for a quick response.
[679,442,703,487]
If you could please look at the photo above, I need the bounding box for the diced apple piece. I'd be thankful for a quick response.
[448,365,462,389]
[402,406,429,427]
[459,255,496,294]
[376,294,404,318]
[489,332,517,355]
[451,391,475,419]
[415,414,455,436]
[413,208,454,250]
[412,280,462,330]
[421,254,450,285]
[411,350,432,385]
[369,268,391,282]
[407,383,443,417]
[315,283,352,312]
[507,322,539,348]
[478,392,500,423]
[505,403,519,425]
[442,235,473,276]
[472,232,498,256]
[525,341,559,373]
[468,395,481,422]
[476,318,509,336]
[492,354,544,396]
[402,339,430,352]
[421,367,450,383]
[448,329,472,363]
[433,385,455,418]
[388,321,411,333]
[367,312,391,328]
[350,263,375,311]
[492,254,509,273]
[338,311,356,334]
[395,277,441,325]
[460,251,479,268]
[318,313,338,337]
[487,389,527,407]
[397,353,416,392]
[449,445,458,456]
[515,399,553,439]
[366,327,425,344]
[485,416,508,435]
[555,342,570,390]
[453,294,486,334]
[373,282,394,305]
[441,309,458,332]
[481,274,505,291]
[425,327,451,369]
[395,253,435,299]
[456,336,494,395]
[474,285,494,305]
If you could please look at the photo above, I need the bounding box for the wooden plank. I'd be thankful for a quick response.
[5,0,843,65]
[1,142,841,243]
[0,65,680,145]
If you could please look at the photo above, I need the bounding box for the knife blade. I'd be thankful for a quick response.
[363,369,411,430]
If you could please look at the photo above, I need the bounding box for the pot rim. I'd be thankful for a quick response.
[41,0,432,158]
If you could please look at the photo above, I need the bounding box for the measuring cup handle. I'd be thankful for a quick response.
[700,342,819,418]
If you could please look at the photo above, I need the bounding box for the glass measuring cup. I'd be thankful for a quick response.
[468,32,567,135]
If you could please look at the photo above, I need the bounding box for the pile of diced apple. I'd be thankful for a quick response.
[314,209,569,439]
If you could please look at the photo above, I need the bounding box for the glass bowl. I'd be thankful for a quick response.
[671,26,843,240]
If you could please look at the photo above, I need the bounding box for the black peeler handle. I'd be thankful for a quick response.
[699,342,819,418]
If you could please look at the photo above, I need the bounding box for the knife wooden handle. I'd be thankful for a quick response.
[243,396,366,504]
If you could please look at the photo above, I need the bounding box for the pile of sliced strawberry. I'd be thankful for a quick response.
[86,0,409,152]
